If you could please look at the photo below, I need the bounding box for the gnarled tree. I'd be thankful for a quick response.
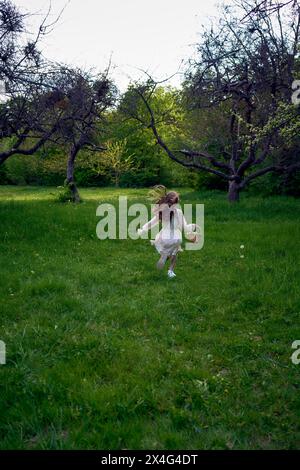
[125,0,300,201]
[0,0,68,166]
[47,66,117,202]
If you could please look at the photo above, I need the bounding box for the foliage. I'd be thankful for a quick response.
[54,182,82,203]
[0,0,299,198]
[92,139,135,187]
[122,0,300,201]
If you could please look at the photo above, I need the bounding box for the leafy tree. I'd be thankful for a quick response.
[128,0,300,201]
[92,139,135,187]
[118,84,192,187]
[0,1,117,202]
[47,66,117,201]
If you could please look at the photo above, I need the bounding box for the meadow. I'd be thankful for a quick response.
[0,185,299,450]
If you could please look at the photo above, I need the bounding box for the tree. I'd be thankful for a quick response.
[0,74,76,170]
[0,0,117,204]
[48,66,117,201]
[92,139,135,187]
[127,0,300,201]
[241,0,299,18]
[119,84,191,187]
[0,0,68,166]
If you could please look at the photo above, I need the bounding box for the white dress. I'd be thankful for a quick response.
[138,204,198,257]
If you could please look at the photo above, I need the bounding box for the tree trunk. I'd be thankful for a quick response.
[228,180,240,202]
[66,146,81,203]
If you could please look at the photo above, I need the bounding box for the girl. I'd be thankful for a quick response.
[137,186,200,278]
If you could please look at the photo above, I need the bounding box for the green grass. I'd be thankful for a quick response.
[0,185,299,450]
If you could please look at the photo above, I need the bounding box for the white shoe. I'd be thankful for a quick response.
[168,270,176,278]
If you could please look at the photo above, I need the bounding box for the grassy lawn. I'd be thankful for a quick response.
[0,185,299,450]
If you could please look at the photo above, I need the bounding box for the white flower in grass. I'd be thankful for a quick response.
[240,245,244,249]
[195,379,209,392]
[54,325,58,330]
[240,255,244,259]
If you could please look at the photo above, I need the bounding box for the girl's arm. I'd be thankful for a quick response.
[178,209,200,233]
[137,213,159,236]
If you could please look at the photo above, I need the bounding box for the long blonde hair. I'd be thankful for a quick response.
[148,185,179,222]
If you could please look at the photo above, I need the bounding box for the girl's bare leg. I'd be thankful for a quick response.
[157,253,169,270]
[169,255,177,272]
